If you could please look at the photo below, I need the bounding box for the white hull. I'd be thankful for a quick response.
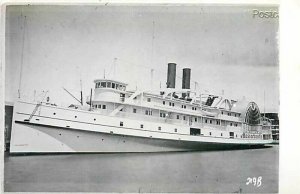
[10,101,273,153]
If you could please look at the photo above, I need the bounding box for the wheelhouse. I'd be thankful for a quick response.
[94,79,127,91]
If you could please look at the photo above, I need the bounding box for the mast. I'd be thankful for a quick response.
[18,13,26,99]
[150,21,155,90]
[80,79,83,106]
[113,57,117,79]
[264,90,266,119]
[89,88,92,110]
[150,69,154,90]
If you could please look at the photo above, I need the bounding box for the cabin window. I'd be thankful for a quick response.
[163,101,165,105]
[116,84,119,90]
[102,105,106,109]
[169,102,172,106]
[107,82,112,88]
[221,111,223,114]
[184,105,186,109]
[140,124,143,128]
[112,83,115,88]
[228,112,231,116]
[205,119,208,123]
[195,117,197,122]
[216,120,220,125]
[120,121,123,126]
[174,128,177,132]
[210,120,212,124]
[230,123,233,126]
[120,108,123,112]
[209,132,212,136]
[221,133,223,136]
[183,116,186,120]
[160,113,166,118]
[158,126,161,130]
[133,108,137,113]
[195,107,197,111]
[147,98,151,102]
[145,110,152,115]
[177,115,180,119]
[100,82,106,88]
[97,104,101,109]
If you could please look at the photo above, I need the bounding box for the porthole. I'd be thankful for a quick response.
[158,126,161,130]
[53,113,56,115]
[209,132,212,136]
[94,118,96,121]
[174,128,177,132]
[140,124,144,128]
[75,116,77,118]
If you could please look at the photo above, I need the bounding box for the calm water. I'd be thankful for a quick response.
[4,145,279,193]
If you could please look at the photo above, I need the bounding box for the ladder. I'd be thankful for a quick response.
[26,102,42,121]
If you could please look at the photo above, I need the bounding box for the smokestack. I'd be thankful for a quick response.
[182,68,191,98]
[182,68,191,89]
[166,63,176,88]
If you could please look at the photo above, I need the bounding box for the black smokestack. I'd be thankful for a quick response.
[167,63,176,88]
[182,68,191,89]
[182,68,191,98]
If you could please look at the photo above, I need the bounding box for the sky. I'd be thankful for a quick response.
[5,5,279,112]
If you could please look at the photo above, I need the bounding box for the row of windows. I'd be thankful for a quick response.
[144,97,240,118]
[162,101,175,107]
[93,104,106,109]
[221,111,240,117]
[203,119,238,127]
[51,113,243,138]
[95,81,126,91]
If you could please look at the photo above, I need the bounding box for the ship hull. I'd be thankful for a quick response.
[10,121,266,154]
[10,101,273,154]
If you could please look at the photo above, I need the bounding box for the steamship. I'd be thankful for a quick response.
[10,63,273,153]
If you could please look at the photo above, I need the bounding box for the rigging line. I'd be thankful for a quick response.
[150,21,155,68]
[18,12,26,99]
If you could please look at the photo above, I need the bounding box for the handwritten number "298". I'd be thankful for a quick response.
[246,176,262,187]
